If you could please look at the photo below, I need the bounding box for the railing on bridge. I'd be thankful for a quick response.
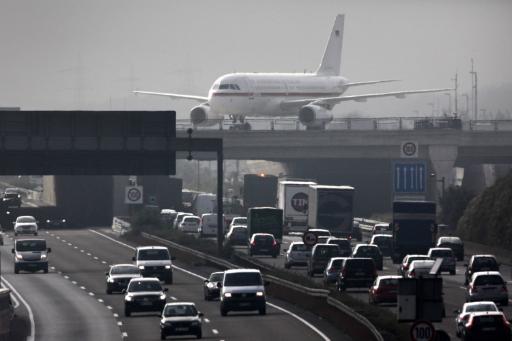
[176,117,512,132]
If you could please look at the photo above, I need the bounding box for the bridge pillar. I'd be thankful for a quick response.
[428,145,458,195]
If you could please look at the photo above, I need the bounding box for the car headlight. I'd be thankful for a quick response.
[164,265,171,269]
[41,254,47,259]
[256,291,264,297]
[46,219,50,223]
[163,321,173,327]
[224,292,232,298]
[15,254,23,260]
[107,277,114,283]
[62,219,66,223]
[125,295,133,302]
[159,294,166,300]
[138,265,145,270]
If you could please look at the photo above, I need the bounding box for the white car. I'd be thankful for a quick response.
[406,260,436,279]
[178,216,201,233]
[199,213,226,237]
[229,217,247,228]
[14,216,38,236]
[454,301,500,337]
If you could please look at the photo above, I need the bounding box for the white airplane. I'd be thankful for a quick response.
[134,14,450,129]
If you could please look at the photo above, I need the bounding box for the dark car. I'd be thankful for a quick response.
[326,237,352,257]
[437,236,464,261]
[369,275,400,305]
[106,264,141,294]
[352,244,383,270]
[305,229,331,244]
[337,258,377,291]
[224,225,248,247]
[203,271,224,301]
[249,233,279,257]
[2,188,21,208]
[464,254,500,285]
[160,303,203,340]
[44,218,68,229]
[124,278,168,316]
[307,244,341,277]
[370,234,393,257]
[460,311,511,341]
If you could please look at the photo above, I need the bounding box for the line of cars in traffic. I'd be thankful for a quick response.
[105,242,268,339]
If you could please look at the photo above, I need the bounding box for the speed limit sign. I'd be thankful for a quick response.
[410,320,435,341]
[125,186,143,204]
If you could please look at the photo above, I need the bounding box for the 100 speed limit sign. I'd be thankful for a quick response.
[410,321,435,341]
[125,186,143,204]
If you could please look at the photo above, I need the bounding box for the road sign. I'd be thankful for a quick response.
[393,162,427,193]
[401,141,419,158]
[303,231,318,246]
[125,186,143,204]
[410,320,435,341]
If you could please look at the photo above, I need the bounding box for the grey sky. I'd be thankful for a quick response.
[1,0,511,118]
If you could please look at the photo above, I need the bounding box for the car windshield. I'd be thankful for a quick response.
[291,244,308,252]
[465,304,498,313]
[474,275,504,286]
[329,239,350,248]
[164,304,198,317]
[331,259,344,268]
[473,257,498,268]
[183,217,200,224]
[254,235,273,242]
[232,228,247,236]
[440,237,462,244]
[373,237,391,245]
[209,272,224,282]
[111,266,140,275]
[406,256,429,265]
[431,250,453,257]
[224,272,262,286]
[314,246,340,258]
[17,217,35,223]
[233,218,247,225]
[138,249,169,260]
[379,278,399,286]
[356,246,378,256]
[128,280,162,292]
[16,240,46,251]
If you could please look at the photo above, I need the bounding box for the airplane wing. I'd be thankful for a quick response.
[133,90,208,102]
[280,88,452,111]
[344,79,400,87]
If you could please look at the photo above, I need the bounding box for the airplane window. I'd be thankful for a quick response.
[212,84,220,90]
[219,84,230,90]
[234,84,240,90]
[229,84,236,90]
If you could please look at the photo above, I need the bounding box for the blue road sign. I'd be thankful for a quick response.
[394,162,427,193]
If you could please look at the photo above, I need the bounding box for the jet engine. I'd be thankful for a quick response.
[298,105,333,129]
[190,105,223,126]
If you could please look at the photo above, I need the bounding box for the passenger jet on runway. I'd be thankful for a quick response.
[134,15,450,129]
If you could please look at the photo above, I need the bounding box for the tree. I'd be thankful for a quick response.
[438,186,475,229]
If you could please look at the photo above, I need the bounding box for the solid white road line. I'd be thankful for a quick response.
[1,276,35,341]
[89,229,331,341]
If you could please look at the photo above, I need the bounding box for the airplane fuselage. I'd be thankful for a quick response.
[208,73,348,117]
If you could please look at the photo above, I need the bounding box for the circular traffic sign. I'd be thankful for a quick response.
[127,187,142,202]
[402,142,417,157]
[410,320,436,341]
[303,231,318,246]
[291,192,308,213]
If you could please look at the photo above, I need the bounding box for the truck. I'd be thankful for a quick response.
[278,180,316,233]
[391,201,437,264]
[243,174,278,214]
[307,185,355,238]
[247,207,283,247]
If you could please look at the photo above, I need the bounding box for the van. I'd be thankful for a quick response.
[160,209,177,226]
[307,244,341,277]
[12,238,51,274]
[219,269,266,316]
[200,213,226,237]
[193,193,217,216]
[0,288,14,337]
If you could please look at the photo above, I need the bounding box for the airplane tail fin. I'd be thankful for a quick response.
[316,14,344,76]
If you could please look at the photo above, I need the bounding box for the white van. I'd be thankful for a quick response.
[193,193,217,217]
[200,213,226,237]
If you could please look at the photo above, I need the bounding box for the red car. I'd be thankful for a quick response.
[368,275,400,305]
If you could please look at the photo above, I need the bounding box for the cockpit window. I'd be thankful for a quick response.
[219,84,240,90]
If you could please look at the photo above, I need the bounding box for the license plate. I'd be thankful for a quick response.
[239,302,251,307]
[356,272,364,276]
[176,327,189,331]
[259,249,268,252]
[140,301,153,306]
[482,327,496,331]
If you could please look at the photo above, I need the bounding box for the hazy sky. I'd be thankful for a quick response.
[1,0,511,118]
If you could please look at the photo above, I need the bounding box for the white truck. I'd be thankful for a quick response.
[278,181,316,233]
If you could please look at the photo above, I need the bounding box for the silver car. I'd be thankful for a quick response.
[454,301,500,337]
[428,247,456,275]
[284,242,310,269]
[466,271,509,306]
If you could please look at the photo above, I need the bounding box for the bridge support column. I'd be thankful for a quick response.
[428,145,458,197]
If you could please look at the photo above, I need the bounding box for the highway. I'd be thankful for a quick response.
[241,232,512,340]
[1,228,348,341]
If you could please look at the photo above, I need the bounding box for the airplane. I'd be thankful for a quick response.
[134,14,451,130]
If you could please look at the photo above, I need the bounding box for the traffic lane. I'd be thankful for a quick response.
[46,229,344,341]
[0,234,121,341]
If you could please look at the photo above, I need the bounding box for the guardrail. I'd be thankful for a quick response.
[140,231,383,341]
[175,117,512,132]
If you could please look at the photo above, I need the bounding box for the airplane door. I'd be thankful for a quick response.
[245,78,257,114]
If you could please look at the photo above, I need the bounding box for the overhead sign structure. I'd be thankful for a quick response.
[125,186,143,204]
[401,141,419,158]
[393,161,427,193]
[410,320,436,341]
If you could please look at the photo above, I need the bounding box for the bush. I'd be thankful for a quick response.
[131,207,163,233]
[438,186,475,228]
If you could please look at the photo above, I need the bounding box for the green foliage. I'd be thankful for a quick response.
[458,171,512,248]
[131,207,162,233]
[438,186,476,228]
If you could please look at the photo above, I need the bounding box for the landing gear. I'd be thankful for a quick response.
[228,115,251,130]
